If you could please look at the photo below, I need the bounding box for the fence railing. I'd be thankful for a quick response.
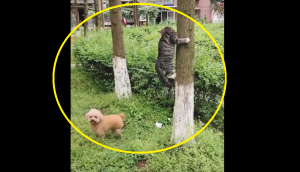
[70,0,94,4]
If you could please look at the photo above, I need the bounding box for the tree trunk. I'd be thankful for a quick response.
[146,14,148,26]
[94,0,100,31]
[100,0,104,27]
[170,0,195,145]
[109,0,132,99]
[84,0,88,36]
[74,0,80,31]
[133,0,139,27]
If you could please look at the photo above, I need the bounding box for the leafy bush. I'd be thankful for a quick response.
[159,18,176,25]
[72,23,224,129]
[138,5,160,20]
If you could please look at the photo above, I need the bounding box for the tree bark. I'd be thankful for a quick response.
[100,0,105,27]
[133,0,139,27]
[74,0,80,31]
[146,14,148,26]
[170,0,196,145]
[94,0,101,31]
[109,0,132,99]
[84,0,88,36]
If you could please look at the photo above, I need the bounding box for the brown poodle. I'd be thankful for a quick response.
[85,109,125,140]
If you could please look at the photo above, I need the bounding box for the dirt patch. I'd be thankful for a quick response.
[219,127,224,133]
[75,166,79,170]
[136,160,147,169]
[71,36,79,46]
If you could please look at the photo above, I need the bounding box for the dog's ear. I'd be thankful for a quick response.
[86,109,94,119]
[99,113,104,120]
[85,113,90,120]
[93,112,103,123]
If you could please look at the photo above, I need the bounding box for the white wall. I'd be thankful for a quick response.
[211,9,224,23]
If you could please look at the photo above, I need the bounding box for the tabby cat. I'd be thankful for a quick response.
[155,27,190,87]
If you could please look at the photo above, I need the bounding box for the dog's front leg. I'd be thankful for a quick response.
[111,129,116,138]
[116,129,123,138]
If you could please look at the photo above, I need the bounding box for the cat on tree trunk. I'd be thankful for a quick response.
[155,27,190,88]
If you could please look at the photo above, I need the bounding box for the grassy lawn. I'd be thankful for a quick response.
[71,68,224,172]
[71,47,75,64]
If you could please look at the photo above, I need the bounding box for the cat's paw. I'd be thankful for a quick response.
[184,38,190,43]
[167,73,176,79]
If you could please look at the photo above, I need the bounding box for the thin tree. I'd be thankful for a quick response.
[99,0,105,27]
[109,0,132,99]
[73,0,80,31]
[94,0,101,31]
[146,14,148,26]
[84,0,88,36]
[133,0,139,27]
[170,0,196,145]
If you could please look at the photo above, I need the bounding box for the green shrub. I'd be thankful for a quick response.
[72,23,224,129]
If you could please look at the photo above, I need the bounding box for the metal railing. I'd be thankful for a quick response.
[70,0,94,4]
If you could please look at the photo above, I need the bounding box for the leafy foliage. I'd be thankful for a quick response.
[72,23,224,129]
[138,5,160,20]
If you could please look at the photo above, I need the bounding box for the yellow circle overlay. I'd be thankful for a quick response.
[53,3,227,154]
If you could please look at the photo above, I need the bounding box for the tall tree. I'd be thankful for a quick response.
[170,0,196,145]
[133,0,139,27]
[73,0,80,31]
[84,0,88,36]
[94,0,101,31]
[100,0,105,27]
[109,0,132,99]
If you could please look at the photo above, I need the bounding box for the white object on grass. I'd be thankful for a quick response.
[155,122,162,128]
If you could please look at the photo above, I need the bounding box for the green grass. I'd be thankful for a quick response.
[71,47,75,64]
[71,68,224,172]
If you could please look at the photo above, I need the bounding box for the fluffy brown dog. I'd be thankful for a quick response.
[85,109,125,140]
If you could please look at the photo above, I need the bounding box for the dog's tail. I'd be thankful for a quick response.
[119,113,125,119]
